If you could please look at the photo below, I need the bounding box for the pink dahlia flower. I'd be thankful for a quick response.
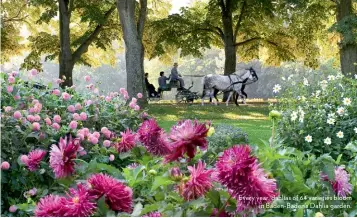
[215,145,278,212]
[164,120,209,162]
[84,75,91,82]
[69,121,78,130]
[1,161,10,170]
[137,93,143,99]
[52,89,60,96]
[67,105,76,113]
[62,92,71,100]
[8,76,15,84]
[134,105,140,111]
[75,103,82,110]
[51,123,61,130]
[9,205,17,213]
[44,118,52,125]
[53,115,61,123]
[87,173,133,213]
[35,194,66,217]
[181,160,213,200]
[119,88,126,94]
[13,111,22,120]
[321,166,352,197]
[137,119,171,156]
[80,112,87,121]
[27,115,35,122]
[7,85,13,93]
[23,149,47,171]
[4,106,12,113]
[64,184,97,217]
[103,140,111,147]
[49,136,80,178]
[143,211,161,217]
[32,122,40,131]
[115,129,136,153]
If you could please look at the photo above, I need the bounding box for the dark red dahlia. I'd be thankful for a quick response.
[137,119,172,156]
[164,120,209,163]
[181,160,213,200]
[35,194,66,217]
[64,184,97,217]
[215,145,278,211]
[23,149,47,171]
[50,136,80,178]
[320,166,352,197]
[115,129,136,152]
[87,173,133,213]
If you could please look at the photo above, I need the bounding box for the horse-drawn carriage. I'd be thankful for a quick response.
[148,79,200,103]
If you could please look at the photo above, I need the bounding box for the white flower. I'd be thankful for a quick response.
[315,90,321,98]
[305,135,312,143]
[291,81,296,86]
[273,84,282,93]
[281,76,286,81]
[354,74,357,79]
[298,109,305,123]
[343,98,351,106]
[336,131,344,138]
[328,75,335,81]
[327,118,335,125]
[303,77,309,86]
[291,111,298,121]
[327,112,336,118]
[320,80,328,90]
[324,137,331,145]
[288,75,293,81]
[354,127,357,134]
[337,107,345,116]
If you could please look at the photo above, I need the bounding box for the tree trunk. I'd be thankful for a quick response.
[59,0,74,88]
[336,0,357,76]
[220,1,237,101]
[117,0,148,106]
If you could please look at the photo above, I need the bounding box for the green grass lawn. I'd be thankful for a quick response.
[146,103,272,145]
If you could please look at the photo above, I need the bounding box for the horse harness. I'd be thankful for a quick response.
[222,68,257,93]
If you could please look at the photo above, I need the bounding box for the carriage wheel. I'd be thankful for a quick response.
[175,94,187,103]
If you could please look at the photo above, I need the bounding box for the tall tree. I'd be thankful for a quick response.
[1,0,29,63]
[117,0,148,104]
[22,0,118,88]
[332,0,357,76]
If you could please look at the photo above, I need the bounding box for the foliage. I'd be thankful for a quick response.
[1,71,143,213]
[273,68,357,161]
[151,0,333,67]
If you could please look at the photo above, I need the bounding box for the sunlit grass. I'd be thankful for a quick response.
[146,103,271,145]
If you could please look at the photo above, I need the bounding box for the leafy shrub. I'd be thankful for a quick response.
[273,71,357,160]
[0,71,143,214]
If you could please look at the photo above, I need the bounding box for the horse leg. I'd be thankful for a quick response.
[225,92,233,106]
[241,86,247,104]
[213,88,219,103]
[234,92,239,106]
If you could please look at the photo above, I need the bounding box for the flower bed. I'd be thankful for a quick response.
[1,70,356,217]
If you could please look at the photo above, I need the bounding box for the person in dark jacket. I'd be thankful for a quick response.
[170,63,185,89]
[145,73,158,97]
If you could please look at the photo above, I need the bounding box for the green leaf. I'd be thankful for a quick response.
[140,203,160,216]
[206,190,221,208]
[345,141,357,153]
[131,202,143,217]
[336,154,343,164]
[151,176,174,192]
[322,162,335,181]
[98,196,109,216]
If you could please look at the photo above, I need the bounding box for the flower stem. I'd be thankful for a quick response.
[270,119,275,147]
[217,195,232,217]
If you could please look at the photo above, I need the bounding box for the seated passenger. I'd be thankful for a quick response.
[158,71,170,94]
[145,73,158,97]
[170,63,185,89]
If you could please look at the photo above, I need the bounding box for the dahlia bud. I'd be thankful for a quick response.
[315,212,324,217]
[269,110,282,120]
[206,126,215,137]
[182,176,189,182]
[170,167,183,181]
[148,169,157,175]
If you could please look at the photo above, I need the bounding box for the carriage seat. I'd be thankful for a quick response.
[169,80,180,88]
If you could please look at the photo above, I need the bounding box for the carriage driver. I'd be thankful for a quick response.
[170,63,185,89]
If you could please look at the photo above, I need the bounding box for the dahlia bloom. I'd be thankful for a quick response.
[80,112,87,121]
[134,105,140,111]
[7,86,13,93]
[9,205,17,213]
[87,173,133,212]
[165,120,209,162]
[143,211,161,217]
[35,195,66,217]
[215,145,278,211]
[64,184,97,217]
[13,111,22,120]
[115,129,136,153]
[320,166,352,197]
[69,121,78,130]
[23,149,47,171]
[137,93,143,99]
[50,136,80,178]
[137,119,172,156]
[1,161,10,170]
[52,89,61,96]
[67,105,76,113]
[180,161,213,200]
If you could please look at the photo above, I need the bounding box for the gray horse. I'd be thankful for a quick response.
[201,68,258,106]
